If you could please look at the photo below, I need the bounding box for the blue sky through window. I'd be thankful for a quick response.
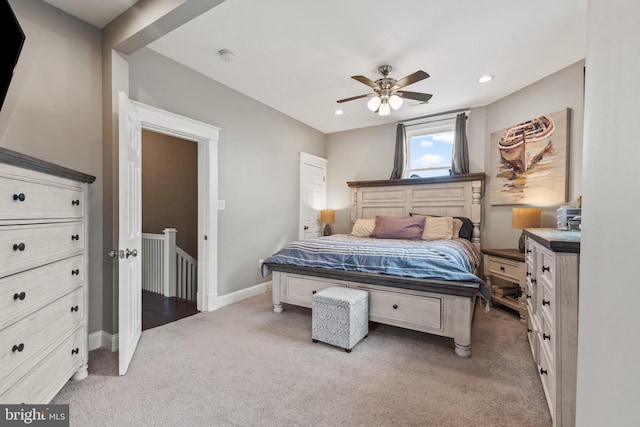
[408,131,454,177]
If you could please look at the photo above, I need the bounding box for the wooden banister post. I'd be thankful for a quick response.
[163,228,177,297]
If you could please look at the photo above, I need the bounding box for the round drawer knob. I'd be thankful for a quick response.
[12,343,25,352]
[72,269,80,275]
[71,348,79,355]
[12,193,26,201]
[392,304,398,309]
[71,305,79,312]
[312,290,316,294]
[71,234,80,241]
[12,243,26,251]
[543,334,551,341]
[540,368,548,376]
[13,292,26,301]
[72,200,80,206]
[542,299,550,306]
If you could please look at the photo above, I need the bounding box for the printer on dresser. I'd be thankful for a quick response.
[0,147,95,403]
[524,228,580,427]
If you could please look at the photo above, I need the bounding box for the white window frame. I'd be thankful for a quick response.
[404,116,456,178]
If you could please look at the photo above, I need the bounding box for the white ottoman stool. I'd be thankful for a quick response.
[312,286,368,352]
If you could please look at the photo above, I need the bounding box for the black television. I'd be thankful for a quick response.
[1,0,25,111]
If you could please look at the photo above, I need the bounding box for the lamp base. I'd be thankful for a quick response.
[518,232,526,253]
[323,224,332,236]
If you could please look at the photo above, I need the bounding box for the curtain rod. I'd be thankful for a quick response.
[398,108,470,126]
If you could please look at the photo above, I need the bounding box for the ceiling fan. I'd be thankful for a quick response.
[337,65,433,116]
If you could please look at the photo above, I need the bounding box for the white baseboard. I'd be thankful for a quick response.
[89,330,118,352]
[89,281,272,352]
[214,280,271,309]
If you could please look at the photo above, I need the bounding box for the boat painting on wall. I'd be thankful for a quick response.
[490,108,570,205]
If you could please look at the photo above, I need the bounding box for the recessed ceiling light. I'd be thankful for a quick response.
[334,109,344,115]
[219,49,235,62]
[478,75,494,83]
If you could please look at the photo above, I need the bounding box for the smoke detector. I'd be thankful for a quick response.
[219,49,235,62]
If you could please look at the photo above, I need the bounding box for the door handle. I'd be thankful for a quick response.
[108,250,119,259]
[126,248,138,258]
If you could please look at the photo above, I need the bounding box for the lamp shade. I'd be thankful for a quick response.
[512,208,542,229]
[320,209,335,224]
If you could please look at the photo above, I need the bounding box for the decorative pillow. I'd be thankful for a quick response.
[409,213,474,242]
[370,215,425,240]
[452,218,463,238]
[423,216,454,240]
[351,218,376,237]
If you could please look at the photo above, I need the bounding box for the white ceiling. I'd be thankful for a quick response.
[41,0,588,134]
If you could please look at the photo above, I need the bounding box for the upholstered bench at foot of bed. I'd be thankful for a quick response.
[311,287,369,352]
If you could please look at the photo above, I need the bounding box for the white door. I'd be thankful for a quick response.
[299,152,327,240]
[118,92,142,375]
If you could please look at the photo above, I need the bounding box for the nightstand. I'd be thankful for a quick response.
[482,248,526,322]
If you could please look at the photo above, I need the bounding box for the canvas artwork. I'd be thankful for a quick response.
[489,108,570,205]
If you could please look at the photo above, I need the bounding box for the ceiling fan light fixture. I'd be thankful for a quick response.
[388,94,403,110]
[367,96,381,112]
[378,101,391,116]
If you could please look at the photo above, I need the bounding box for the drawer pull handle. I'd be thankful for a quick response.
[540,368,548,376]
[531,279,537,285]
[71,234,80,241]
[499,266,505,272]
[543,333,551,341]
[71,305,79,312]
[13,292,26,301]
[72,269,80,275]
[542,299,550,306]
[12,343,25,352]
[72,200,80,206]
[542,265,550,272]
[312,290,317,295]
[526,294,531,299]
[12,243,25,251]
[527,328,532,333]
[71,348,79,355]
[526,249,532,254]
[12,193,26,202]
[393,304,398,309]
[526,272,531,277]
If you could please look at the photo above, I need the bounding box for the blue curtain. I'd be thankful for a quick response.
[452,113,469,174]
[390,123,406,179]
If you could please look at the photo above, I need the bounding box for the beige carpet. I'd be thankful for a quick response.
[52,292,551,426]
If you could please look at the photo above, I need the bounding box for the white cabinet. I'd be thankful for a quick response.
[0,148,95,403]
[524,229,580,427]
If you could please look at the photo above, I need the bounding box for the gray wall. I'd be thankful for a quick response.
[483,60,585,249]
[128,48,326,297]
[0,0,104,334]
[326,61,585,249]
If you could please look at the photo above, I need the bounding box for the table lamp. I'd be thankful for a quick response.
[320,209,335,236]
[512,208,541,252]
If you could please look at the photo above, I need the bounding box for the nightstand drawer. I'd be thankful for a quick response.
[487,257,521,282]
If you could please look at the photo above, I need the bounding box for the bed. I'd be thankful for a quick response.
[263,173,487,357]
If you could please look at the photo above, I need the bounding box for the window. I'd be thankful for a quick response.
[405,118,455,178]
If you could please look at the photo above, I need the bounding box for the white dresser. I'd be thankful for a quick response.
[0,147,95,403]
[524,229,580,427]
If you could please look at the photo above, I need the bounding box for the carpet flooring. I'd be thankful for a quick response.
[52,291,551,426]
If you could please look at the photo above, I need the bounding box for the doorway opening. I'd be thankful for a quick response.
[141,129,199,330]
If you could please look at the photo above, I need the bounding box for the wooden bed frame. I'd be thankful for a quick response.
[270,173,485,357]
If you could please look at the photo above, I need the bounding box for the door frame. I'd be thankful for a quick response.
[131,100,220,312]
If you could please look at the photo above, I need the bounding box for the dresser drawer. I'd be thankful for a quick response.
[0,255,84,329]
[0,287,83,385]
[0,222,84,278]
[282,275,345,308]
[0,172,84,221]
[366,288,441,330]
[538,247,556,288]
[487,256,521,282]
[538,344,556,420]
[0,326,84,404]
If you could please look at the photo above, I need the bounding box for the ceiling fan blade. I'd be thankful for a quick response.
[394,70,430,89]
[397,91,433,103]
[336,93,371,103]
[351,75,380,89]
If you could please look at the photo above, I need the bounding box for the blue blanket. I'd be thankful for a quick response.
[261,234,490,300]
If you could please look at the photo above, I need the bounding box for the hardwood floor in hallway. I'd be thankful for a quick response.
[142,290,198,330]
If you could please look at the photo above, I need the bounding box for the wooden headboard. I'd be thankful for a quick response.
[347,173,485,251]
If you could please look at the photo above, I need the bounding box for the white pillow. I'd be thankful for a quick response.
[351,218,376,237]
[422,216,454,240]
